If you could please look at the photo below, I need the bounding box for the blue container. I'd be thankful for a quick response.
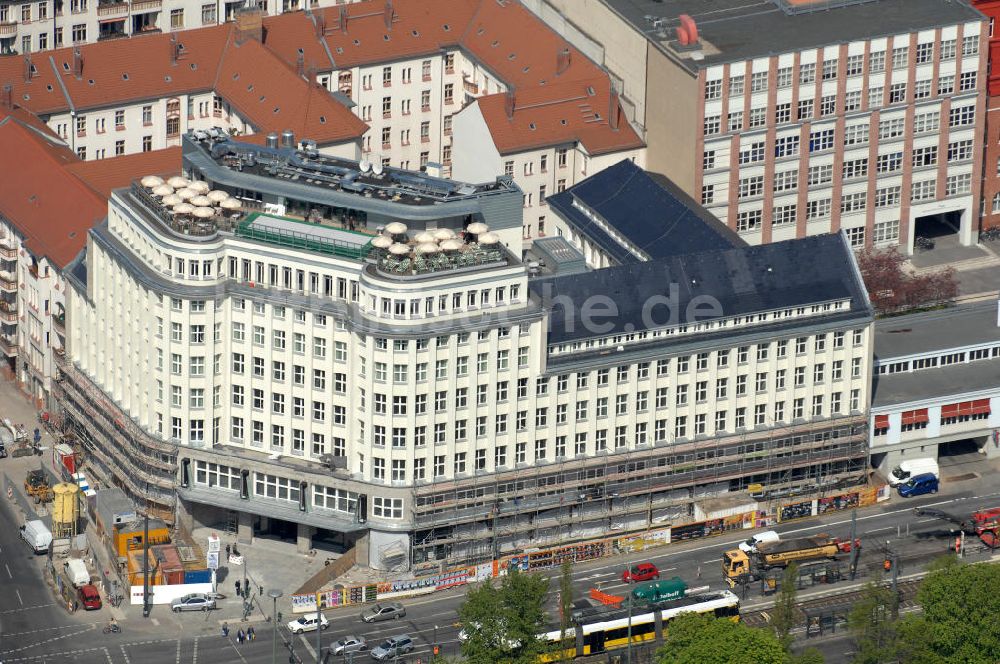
[184,568,212,584]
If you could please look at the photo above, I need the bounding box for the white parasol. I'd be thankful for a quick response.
[440,239,463,251]
[467,222,489,235]
[167,176,190,188]
[152,184,174,197]
[173,202,195,215]
[192,206,215,218]
[142,175,165,188]
[161,194,183,207]
[415,242,439,255]
[207,190,230,203]
[385,222,408,235]
[175,187,198,201]
[433,228,455,241]
[189,195,213,207]
[371,235,393,249]
[477,232,500,245]
[414,231,436,243]
[388,243,411,255]
[188,181,210,194]
[220,198,242,210]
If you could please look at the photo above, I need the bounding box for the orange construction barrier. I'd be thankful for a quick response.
[589,588,624,608]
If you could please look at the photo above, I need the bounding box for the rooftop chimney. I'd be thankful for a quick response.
[504,88,515,119]
[23,54,33,82]
[1,84,12,109]
[608,85,620,131]
[676,14,699,47]
[169,34,180,65]
[296,50,305,76]
[338,5,347,33]
[383,0,393,30]
[556,47,571,76]
[72,47,83,78]
[235,7,264,44]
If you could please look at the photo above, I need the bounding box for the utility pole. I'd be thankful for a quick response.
[315,599,323,663]
[849,509,860,581]
[269,589,283,664]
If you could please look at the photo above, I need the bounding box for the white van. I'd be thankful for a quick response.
[64,558,90,587]
[738,530,780,553]
[889,458,939,487]
[20,520,52,554]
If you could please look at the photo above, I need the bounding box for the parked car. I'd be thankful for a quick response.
[370,634,414,661]
[621,562,660,583]
[171,593,216,612]
[898,473,939,498]
[78,584,102,610]
[330,635,367,656]
[360,602,406,623]
[287,612,329,634]
[459,621,520,650]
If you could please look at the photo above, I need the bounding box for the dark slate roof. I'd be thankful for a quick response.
[545,159,744,264]
[601,0,983,72]
[874,302,1000,360]
[531,233,871,344]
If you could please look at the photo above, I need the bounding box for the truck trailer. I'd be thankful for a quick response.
[723,534,851,586]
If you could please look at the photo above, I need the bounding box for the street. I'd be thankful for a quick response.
[2,450,997,662]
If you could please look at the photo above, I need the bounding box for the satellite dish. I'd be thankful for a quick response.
[359,159,371,173]
[372,160,384,175]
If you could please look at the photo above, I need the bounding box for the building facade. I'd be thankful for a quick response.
[535,0,987,253]
[55,130,874,570]
[971,0,1000,230]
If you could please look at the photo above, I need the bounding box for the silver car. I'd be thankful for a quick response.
[370,634,413,661]
[330,635,367,656]
[360,602,405,623]
[170,593,216,612]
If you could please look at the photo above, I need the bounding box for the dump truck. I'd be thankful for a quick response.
[24,469,52,504]
[914,506,1000,548]
[723,533,852,586]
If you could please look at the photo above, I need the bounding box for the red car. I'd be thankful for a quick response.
[622,562,660,583]
[78,584,102,610]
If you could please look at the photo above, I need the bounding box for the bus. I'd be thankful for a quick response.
[539,590,740,659]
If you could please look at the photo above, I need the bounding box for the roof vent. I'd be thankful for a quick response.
[504,88,516,120]
[337,5,347,33]
[266,132,279,148]
[169,33,180,65]
[528,122,536,130]
[22,54,32,82]
[72,47,83,79]
[443,23,450,31]
[281,129,295,148]
[0,84,11,109]
[122,72,129,80]
[296,50,305,76]
[411,29,418,36]
[383,0,394,30]
[675,14,699,48]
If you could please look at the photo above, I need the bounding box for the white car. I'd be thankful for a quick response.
[286,612,329,634]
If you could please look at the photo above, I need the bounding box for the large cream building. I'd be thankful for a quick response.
[55,130,874,569]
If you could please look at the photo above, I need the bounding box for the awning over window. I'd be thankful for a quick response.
[874,415,890,429]
[901,409,929,425]
[943,399,991,418]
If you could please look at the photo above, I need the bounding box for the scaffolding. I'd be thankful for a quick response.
[411,414,869,568]
[52,354,177,524]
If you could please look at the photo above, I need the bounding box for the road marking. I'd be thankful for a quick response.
[175,638,181,664]
[104,646,113,663]
[120,644,131,664]
[865,527,893,534]
[4,563,10,579]
[15,589,22,605]
[225,640,248,664]
[192,636,199,664]
[151,618,159,626]
[298,634,317,661]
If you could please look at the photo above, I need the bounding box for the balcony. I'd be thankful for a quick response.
[0,272,15,293]
[52,310,65,331]
[0,303,16,323]
[0,22,17,37]
[98,30,128,41]
[97,1,127,15]
[130,0,161,12]
[0,335,17,357]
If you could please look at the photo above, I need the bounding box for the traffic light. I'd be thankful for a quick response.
[883,558,892,572]
[433,645,440,656]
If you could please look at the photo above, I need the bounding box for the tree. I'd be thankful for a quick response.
[558,558,573,661]
[847,581,900,664]
[655,613,788,664]
[855,246,957,316]
[771,563,799,653]
[458,569,551,664]
[891,558,1000,664]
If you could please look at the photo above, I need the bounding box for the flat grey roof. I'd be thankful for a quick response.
[872,357,1000,408]
[874,302,1000,361]
[601,0,983,72]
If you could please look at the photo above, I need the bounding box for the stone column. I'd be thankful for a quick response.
[237,511,254,545]
[296,523,313,554]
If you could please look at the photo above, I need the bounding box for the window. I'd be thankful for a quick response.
[938,75,955,96]
[703,150,716,170]
[805,198,832,220]
[728,111,744,132]
[821,59,837,80]
[799,62,816,85]
[913,111,939,134]
[845,227,865,247]
[946,173,972,196]
[705,79,722,100]
[840,192,866,214]
[773,204,797,226]
[844,91,861,112]
[776,67,793,88]
[913,80,931,99]
[774,102,791,124]
[750,71,768,92]
[704,115,721,136]
[170,8,184,28]
[774,169,798,192]
[738,176,764,198]
[876,152,903,173]
[873,219,900,244]
[960,71,978,92]
[736,210,762,232]
[868,86,884,108]
[809,128,835,152]
[71,23,86,42]
[845,54,864,77]
[911,179,936,202]
[889,82,906,104]
[372,497,403,519]
[940,39,956,60]
[253,473,300,502]
[912,146,937,168]
[842,157,868,180]
[916,42,933,64]
[201,3,215,23]
[807,164,833,186]
[797,98,814,120]
[739,142,765,165]
[749,108,767,128]
[820,95,837,116]
[892,46,908,69]
[774,136,799,158]
[962,35,979,56]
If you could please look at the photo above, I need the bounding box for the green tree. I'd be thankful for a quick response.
[890,557,1000,664]
[847,581,899,664]
[655,613,787,664]
[458,569,551,664]
[790,647,826,664]
[771,563,800,652]
[558,558,573,661]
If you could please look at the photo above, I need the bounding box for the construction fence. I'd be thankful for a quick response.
[290,483,889,613]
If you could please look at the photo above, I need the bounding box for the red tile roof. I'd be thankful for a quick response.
[66,147,182,200]
[0,24,365,145]
[0,111,106,268]
[476,77,643,156]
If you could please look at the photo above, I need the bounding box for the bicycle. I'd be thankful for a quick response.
[103,622,122,634]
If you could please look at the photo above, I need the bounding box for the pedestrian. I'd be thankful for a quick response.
[226,544,231,558]
[697,565,702,580]
[222,622,229,638]
[235,579,242,598]
[247,626,255,641]
[74,600,79,613]
[237,629,244,644]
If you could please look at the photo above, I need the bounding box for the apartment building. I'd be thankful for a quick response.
[55,130,873,569]
[0,0,363,55]
[260,0,644,239]
[0,17,366,160]
[971,0,1000,230]
[870,302,1000,474]
[536,0,987,254]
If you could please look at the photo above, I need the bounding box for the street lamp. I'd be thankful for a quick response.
[268,588,283,664]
